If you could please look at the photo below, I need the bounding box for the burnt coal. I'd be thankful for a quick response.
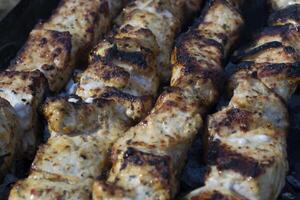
[287,175,300,191]
[281,192,297,200]
[180,135,206,192]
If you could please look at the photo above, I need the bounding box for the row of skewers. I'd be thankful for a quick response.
[0,0,299,199]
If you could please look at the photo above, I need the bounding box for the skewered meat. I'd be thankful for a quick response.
[0,98,21,178]
[10,171,93,199]
[184,1,300,200]
[269,0,300,10]
[9,29,72,92]
[10,0,124,92]
[0,71,46,158]
[92,0,244,199]
[0,71,46,163]
[9,0,202,199]
[0,0,123,185]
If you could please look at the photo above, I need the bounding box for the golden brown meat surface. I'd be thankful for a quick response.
[9,29,71,92]
[11,0,123,92]
[92,0,244,199]
[9,171,93,200]
[9,0,203,199]
[8,0,125,198]
[1,0,123,164]
[35,96,131,177]
[75,0,190,120]
[0,71,46,157]
[269,0,300,10]
[185,1,300,199]
[0,98,21,178]
[0,2,125,178]
[10,96,131,200]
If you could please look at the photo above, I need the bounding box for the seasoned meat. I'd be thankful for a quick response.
[185,1,300,200]
[0,71,46,158]
[9,171,93,200]
[269,0,300,10]
[0,0,124,170]
[10,0,202,199]
[6,0,124,196]
[75,0,188,120]
[0,98,21,178]
[9,29,72,92]
[92,0,244,199]
[114,0,181,81]
[34,96,131,178]
[0,0,123,161]
[10,0,124,92]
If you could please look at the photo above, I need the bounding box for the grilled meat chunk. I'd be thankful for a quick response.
[9,171,93,200]
[10,0,123,92]
[0,71,46,157]
[114,0,181,81]
[75,0,188,120]
[10,97,131,200]
[93,90,204,199]
[0,98,21,178]
[9,29,72,92]
[76,31,159,120]
[34,96,131,178]
[269,0,300,10]
[185,1,300,200]
[43,97,129,137]
[92,0,244,199]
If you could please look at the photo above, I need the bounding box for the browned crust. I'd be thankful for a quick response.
[232,41,296,63]
[191,190,246,200]
[91,43,150,71]
[0,70,48,95]
[120,147,171,191]
[207,139,274,178]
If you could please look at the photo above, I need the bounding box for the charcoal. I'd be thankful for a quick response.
[287,175,300,191]
[281,192,296,200]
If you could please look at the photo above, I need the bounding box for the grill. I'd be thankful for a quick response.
[0,0,299,199]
